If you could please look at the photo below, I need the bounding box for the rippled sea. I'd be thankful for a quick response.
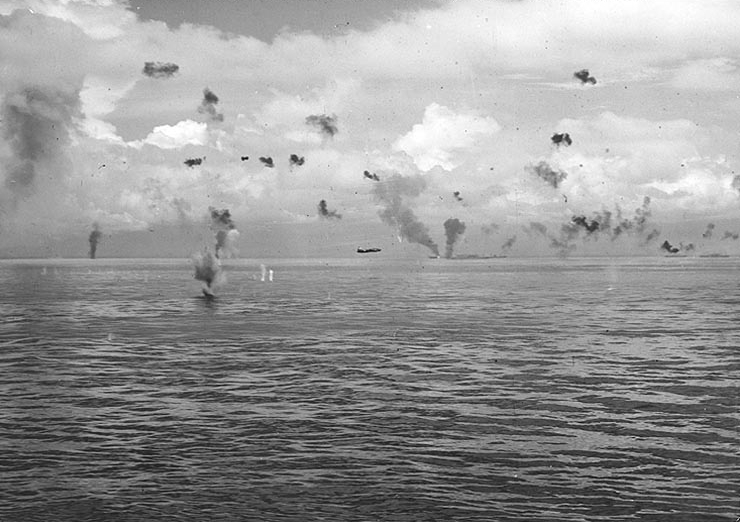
[1,257,738,521]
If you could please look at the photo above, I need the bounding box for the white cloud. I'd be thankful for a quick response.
[394,103,501,172]
[134,119,209,149]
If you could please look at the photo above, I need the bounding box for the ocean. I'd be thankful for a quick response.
[1,257,738,521]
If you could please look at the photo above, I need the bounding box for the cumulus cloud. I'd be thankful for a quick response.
[134,120,209,149]
[394,103,501,171]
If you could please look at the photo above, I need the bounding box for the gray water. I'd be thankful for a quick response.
[1,257,738,521]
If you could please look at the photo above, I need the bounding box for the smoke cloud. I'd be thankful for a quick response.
[88,223,102,259]
[722,231,739,240]
[372,174,439,257]
[192,249,224,295]
[259,156,274,168]
[551,133,572,147]
[732,175,740,195]
[363,170,380,181]
[184,157,204,168]
[481,222,499,235]
[318,199,342,219]
[660,240,680,254]
[289,154,305,167]
[198,87,224,122]
[574,69,597,85]
[453,191,463,202]
[306,114,338,139]
[209,207,239,258]
[443,217,466,258]
[526,221,548,237]
[142,61,179,79]
[240,156,249,161]
[701,223,715,239]
[528,161,568,189]
[1,86,80,202]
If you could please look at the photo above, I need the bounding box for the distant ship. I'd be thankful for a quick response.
[357,247,382,254]
[699,253,730,258]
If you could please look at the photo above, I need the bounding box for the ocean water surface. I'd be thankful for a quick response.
[1,257,738,521]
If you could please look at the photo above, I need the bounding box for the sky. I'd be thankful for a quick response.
[1,0,739,258]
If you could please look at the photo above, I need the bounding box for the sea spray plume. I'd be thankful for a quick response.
[198,87,224,122]
[501,235,517,252]
[192,249,224,295]
[722,231,739,240]
[528,161,568,189]
[372,174,439,257]
[209,207,239,258]
[318,199,342,219]
[142,61,179,79]
[551,133,572,147]
[363,170,380,181]
[443,218,466,258]
[574,69,597,84]
[259,157,274,168]
[306,114,338,139]
[88,223,102,259]
[184,157,204,168]
[660,240,680,254]
[702,223,715,239]
[289,154,305,167]
[2,86,79,200]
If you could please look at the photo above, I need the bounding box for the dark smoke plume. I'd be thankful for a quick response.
[501,235,517,251]
[306,114,338,139]
[209,207,239,258]
[184,157,204,168]
[722,231,739,240]
[551,133,572,147]
[574,69,597,84]
[660,240,680,254]
[481,222,499,235]
[363,170,380,181]
[289,154,305,167]
[1,86,79,200]
[259,156,274,168]
[240,156,249,161]
[571,215,601,234]
[198,87,224,122]
[443,218,466,258]
[318,199,342,220]
[526,221,548,237]
[732,175,740,195]
[88,223,102,259]
[142,61,179,79]
[372,173,439,257]
[528,161,568,189]
[453,191,463,202]
[702,223,715,239]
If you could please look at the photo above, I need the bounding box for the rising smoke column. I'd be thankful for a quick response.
[528,161,568,189]
[305,114,338,139]
[198,87,224,122]
[209,207,239,258]
[574,69,597,84]
[1,86,80,202]
[443,218,466,258]
[88,223,102,259]
[501,235,517,252]
[318,199,342,219]
[142,62,179,79]
[702,223,715,239]
[372,174,439,257]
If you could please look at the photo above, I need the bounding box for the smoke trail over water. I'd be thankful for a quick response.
[1,86,79,202]
[443,218,466,258]
[88,223,102,259]
[372,174,439,257]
